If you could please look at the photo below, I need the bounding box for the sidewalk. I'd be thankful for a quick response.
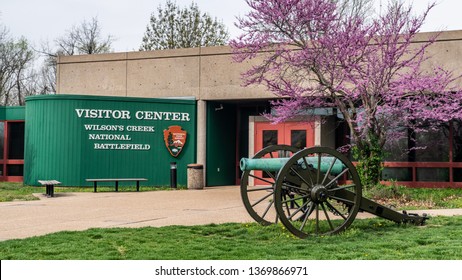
[0,186,461,241]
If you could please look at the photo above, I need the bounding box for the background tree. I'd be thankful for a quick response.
[0,25,35,105]
[231,0,462,187]
[140,0,229,50]
[336,0,373,19]
[54,17,113,55]
[39,16,114,94]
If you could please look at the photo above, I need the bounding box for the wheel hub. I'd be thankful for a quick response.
[311,185,328,203]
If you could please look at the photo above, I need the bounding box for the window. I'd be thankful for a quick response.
[416,168,449,182]
[0,121,25,180]
[414,126,449,162]
[291,130,307,150]
[382,167,412,181]
[262,130,278,148]
[7,164,23,176]
[383,125,451,163]
[383,127,411,162]
[8,122,25,159]
[453,121,462,162]
[0,122,4,158]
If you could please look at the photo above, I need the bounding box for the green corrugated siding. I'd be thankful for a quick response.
[24,94,196,186]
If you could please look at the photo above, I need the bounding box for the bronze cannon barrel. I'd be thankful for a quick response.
[240,156,346,175]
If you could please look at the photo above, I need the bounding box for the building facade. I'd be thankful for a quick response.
[2,30,461,187]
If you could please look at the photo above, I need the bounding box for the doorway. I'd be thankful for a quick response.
[252,121,315,185]
[255,122,315,152]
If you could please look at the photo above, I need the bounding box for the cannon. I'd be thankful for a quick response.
[240,145,428,238]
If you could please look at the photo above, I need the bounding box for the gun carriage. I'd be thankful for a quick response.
[240,145,428,238]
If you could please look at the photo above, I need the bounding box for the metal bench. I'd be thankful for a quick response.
[38,180,61,197]
[85,178,148,192]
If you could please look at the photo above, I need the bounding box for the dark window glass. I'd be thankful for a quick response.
[262,170,277,179]
[454,168,462,182]
[453,121,462,162]
[8,122,24,159]
[7,164,23,176]
[291,130,306,150]
[262,130,278,148]
[0,122,4,158]
[384,133,412,162]
[416,168,449,182]
[381,168,412,181]
[414,127,449,162]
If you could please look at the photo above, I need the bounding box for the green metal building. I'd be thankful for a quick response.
[23,94,196,186]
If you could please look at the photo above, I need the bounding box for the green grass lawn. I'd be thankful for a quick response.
[0,216,461,260]
[1,182,461,260]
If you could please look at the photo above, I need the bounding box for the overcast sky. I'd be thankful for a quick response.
[2,0,462,53]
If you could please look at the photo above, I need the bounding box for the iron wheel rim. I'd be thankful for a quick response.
[274,146,362,238]
[240,145,299,225]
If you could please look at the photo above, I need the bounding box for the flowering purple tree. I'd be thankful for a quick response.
[231,0,462,186]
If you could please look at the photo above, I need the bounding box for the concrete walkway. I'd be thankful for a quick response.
[1,186,461,241]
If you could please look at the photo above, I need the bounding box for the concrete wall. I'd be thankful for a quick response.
[57,30,462,99]
[57,46,271,100]
[412,31,462,89]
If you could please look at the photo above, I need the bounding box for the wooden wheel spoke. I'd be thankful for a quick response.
[321,203,335,231]
[289,167,312,187]
[250,191,273,208]
[328,195,355,207]
[281,182,310,193]
[316,153,321,184]
[264,170,276,181]
[321,157,337,185]
[299,202,315,230]
[288,199,311,220]
[247,186,274,192]
[283,196,292,217]
[328,184,356,192]
[281,194,310,204]
[261,199,274,220]
[302,156,314,185]
[325,168,350,188]
[325,200,348,220]
[249,173,274,185]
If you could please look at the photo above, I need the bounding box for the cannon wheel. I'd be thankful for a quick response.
[274,146,362,238]
[240,145,299,225]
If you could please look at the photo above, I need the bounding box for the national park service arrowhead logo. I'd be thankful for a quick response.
[163,125,187,157]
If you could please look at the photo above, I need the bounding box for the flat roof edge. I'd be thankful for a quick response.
[0,106,26,120]
[25,94,197,105]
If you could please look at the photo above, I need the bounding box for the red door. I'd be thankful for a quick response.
[253,121,315,184]
[255,121,315,152]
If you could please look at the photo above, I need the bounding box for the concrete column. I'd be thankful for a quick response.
[196,100,207,184]
[56,56,61,93]
[314,116,322,146]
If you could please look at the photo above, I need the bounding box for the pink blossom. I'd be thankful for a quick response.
[231,0,462,150]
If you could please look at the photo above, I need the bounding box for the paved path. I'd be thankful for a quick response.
[1,186,461,241]
[0,186,253,241]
